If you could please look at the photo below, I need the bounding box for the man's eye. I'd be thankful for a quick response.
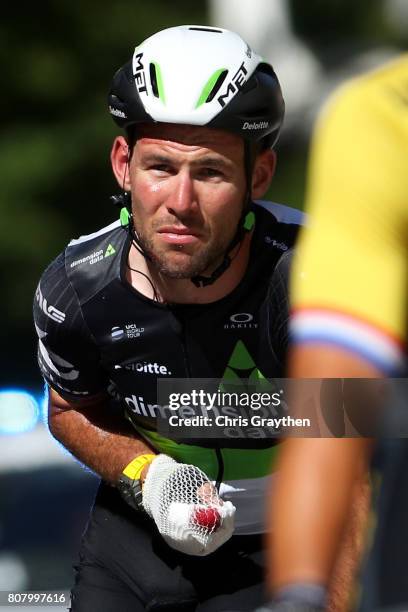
[200,168,222,178]
[150,164,171,174]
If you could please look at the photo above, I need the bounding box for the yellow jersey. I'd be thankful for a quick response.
[291,55,408,373]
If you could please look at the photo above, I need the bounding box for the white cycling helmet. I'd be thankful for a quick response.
[108,25,284,149]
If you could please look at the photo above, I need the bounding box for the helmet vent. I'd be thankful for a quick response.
[195,69,228,108]
[150,63,159,98]
[188,27,223,33]
[205,70,228,103]
[149,62,165,103]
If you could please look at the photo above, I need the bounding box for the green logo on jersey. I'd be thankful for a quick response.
[221,340,272,388]
[104,244,116,258]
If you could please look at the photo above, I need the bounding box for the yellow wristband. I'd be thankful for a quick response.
[122,454,156,481]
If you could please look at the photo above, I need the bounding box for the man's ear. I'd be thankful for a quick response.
[110,136,131,190]
[251,149,277,200]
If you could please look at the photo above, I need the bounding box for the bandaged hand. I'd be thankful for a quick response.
[142,454,236,556]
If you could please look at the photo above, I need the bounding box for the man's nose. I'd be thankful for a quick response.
[166,171,197,217]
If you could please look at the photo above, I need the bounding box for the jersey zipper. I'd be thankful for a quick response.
[177,312,192,378]
[177,310,224,490]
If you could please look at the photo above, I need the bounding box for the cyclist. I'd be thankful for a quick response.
[33,24,304,612]
[256,55,408,611]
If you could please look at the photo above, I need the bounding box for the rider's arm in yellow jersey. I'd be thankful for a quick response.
[264,56,408,611]
[291,55,408,372]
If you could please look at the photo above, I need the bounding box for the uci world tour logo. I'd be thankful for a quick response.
[111,323,145,341]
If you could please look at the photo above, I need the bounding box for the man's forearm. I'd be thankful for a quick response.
[265,345,379,609]
[269,438,365,590]
[49,390,154,484]
[326,474,371,611]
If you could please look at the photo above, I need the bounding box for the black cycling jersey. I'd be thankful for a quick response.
[34,200,302,534]
[34,200,300,422]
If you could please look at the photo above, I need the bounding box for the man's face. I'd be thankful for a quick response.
[127,124,247,279]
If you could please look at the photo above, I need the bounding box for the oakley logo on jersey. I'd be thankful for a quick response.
[115,361,172,375]
[111,324,145,340]
[35,286,66,324]
[224,313,258,330]
[242,121,269,130]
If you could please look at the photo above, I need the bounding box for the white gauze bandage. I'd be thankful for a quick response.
[142,454,236,556]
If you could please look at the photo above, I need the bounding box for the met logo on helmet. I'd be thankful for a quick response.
[217,61,248,108]
[134,52,148,94]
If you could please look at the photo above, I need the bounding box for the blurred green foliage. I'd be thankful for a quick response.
[2,1,209,385]
[1,1,404,385]
[289,0,407,55]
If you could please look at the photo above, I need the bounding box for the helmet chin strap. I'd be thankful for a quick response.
[190,204,254,287]
[111,192,154,262]
[111,141,257,289]
[190,140,256,288]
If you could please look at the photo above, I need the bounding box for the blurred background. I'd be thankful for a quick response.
[1,0,406,606]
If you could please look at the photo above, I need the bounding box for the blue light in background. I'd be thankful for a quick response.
[37,386,49,426]
[0,390,40,434]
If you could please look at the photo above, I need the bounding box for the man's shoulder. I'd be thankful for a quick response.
[253,200,304,255]
[66,219,125,267]
[351,53,408,109]
[38,218,127,305]
[315,54,408,143]
[254,200,305,226]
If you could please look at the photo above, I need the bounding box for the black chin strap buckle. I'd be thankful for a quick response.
[191,256,232,288]
[110,192,132,210]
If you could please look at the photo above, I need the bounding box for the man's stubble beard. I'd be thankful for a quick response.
[133,220,235,279]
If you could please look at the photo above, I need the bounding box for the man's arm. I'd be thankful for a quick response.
[326,469,371,612]
[268,438,370,610]
[48,388,155,483]
[267,346,377,611]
